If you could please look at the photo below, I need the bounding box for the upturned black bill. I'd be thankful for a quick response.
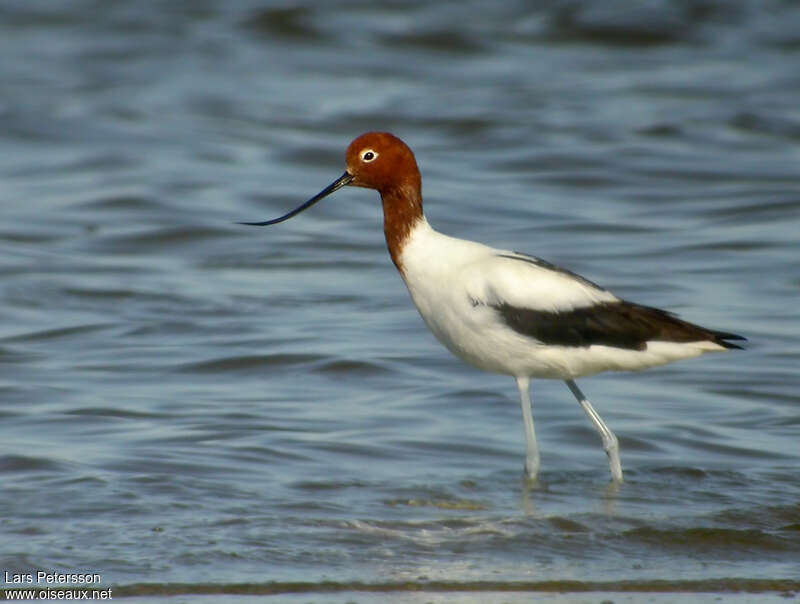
[238,171,354,226]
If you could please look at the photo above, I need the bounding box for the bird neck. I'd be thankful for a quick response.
[381,184,425,274]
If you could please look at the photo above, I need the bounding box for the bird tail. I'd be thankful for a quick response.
[712,330,747,350]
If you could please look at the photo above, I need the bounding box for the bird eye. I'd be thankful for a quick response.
[360,149,378,162]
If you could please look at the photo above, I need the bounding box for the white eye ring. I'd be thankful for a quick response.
[360,149,378,163]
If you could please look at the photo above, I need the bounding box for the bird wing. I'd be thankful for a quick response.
[461,252,742,350]
[462,251,619,314]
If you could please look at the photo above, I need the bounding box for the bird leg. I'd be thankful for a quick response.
[565,379,624,483]
[515,376,540,479]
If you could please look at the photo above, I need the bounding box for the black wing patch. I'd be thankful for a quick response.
[491,300,746,350]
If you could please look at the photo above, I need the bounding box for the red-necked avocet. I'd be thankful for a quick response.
[241,132,745,483]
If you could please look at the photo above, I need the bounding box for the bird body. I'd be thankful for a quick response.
[397,217,732,380]
[242,131,744,483]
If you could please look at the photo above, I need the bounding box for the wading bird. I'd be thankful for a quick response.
[241,132,744,483]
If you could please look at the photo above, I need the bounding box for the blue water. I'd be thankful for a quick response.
[1,1,799,601]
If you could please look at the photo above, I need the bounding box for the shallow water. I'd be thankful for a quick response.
[1,0,799,601]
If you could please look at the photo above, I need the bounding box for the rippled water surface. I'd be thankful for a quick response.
[2,1,799,602]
